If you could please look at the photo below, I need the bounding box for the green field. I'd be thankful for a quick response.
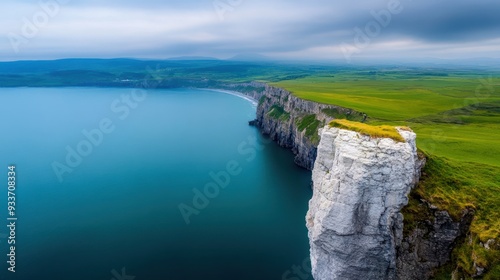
[273,71,500,279]
[273,73,500,166]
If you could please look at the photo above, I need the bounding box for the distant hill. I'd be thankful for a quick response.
[166,56,220,61]
[228,53,272,62]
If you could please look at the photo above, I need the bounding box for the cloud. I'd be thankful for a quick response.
[0,0,499,61]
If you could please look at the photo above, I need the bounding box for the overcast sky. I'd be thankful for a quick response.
[1,0,500,61]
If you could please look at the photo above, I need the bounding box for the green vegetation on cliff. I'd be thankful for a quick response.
[296,115,321,145]
[322,108,364,122]
[267,104,290,121]
[329,119,406,142]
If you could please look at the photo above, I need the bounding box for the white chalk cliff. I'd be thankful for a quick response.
[306,125,420,280]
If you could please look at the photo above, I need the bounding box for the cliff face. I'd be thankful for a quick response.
[252,83,365,169]
[396,201,474,279]
[215,82,364,169]
[306,125,422,280]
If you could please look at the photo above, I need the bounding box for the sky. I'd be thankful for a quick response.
[1,0,500,61]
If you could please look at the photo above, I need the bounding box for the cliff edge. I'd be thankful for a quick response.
[306,123,422,280]
[222,83,474,279]
[255,84,365,169]
[214,82,365,170]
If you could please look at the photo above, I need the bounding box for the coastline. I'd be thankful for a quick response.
[200,88,258,107]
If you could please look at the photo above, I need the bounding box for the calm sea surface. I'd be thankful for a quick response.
[0,87,312,280]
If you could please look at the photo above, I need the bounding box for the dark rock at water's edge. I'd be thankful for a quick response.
[248,119,259,126]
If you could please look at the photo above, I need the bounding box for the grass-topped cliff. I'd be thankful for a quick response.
[273,72,500,279]
[329,119,407,142]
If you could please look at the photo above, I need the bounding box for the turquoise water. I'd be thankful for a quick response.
[0,88,312,280]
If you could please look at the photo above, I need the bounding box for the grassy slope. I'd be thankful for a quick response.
[272,71,500,278]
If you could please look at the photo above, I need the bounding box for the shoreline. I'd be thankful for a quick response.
[199,88,258,107]
[0,85,261,108]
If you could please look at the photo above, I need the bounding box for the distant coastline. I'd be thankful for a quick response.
[200,88,258,107]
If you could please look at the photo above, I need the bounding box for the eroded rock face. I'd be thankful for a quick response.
[306,126,420,280]
[396,203,474,280]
